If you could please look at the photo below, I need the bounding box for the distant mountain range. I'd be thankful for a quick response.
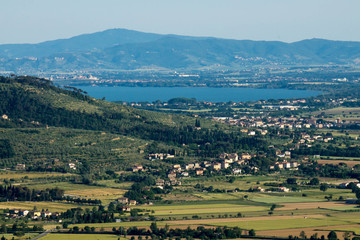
[1,28,360,73]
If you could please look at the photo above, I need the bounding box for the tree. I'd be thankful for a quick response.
[62,222,68,229]
[300,231,307,239]
[287,178,297,185]
[150,222,158,234]
[320,183,328,192]
[249,229,256,236]
[270,204,277,211]
[355,187,360,204]
[84,226,91,233]
[309,178,320,185]
[328,231,337,240]
[195,119,201,128]
[0,224,7,233]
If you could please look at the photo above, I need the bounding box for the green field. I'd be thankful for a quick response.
[0,233,39,240]
[72,221,168,229]
[0,171,74,180]
[40,233,127,240]
[212,216,354,231]
[252,196,323,204]
[142,205,267,216]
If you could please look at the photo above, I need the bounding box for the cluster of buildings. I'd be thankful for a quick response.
[269,161,299,170]
[132,165,144,172]
[114,197,137,212]
[251,186,290,193]
[213,116,337,130]
[162,152,258,180]
[147,153,174,161]
[295,133,334,148]
[7,209,59,219]
[154,153,258,189]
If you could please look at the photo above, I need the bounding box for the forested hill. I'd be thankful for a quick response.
[0,76,265,164]
[1,28,360,73]
[0,75,189,139]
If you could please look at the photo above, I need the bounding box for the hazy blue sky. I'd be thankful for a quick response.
[1,0,359,44]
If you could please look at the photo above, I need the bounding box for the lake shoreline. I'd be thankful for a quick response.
[78,86,322,103]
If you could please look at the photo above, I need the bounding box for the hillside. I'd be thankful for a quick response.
[1,29,360,73]
[0,76,266,172]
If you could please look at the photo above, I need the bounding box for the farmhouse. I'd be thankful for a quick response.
[117,197,129,204]
[68,163,76,170]
[181,172,189,177]
[120,206,131,212]
[168,172,177,180]
[41,211,52,218]
[15,164,26,171]
[196,170,204,176]
[132,165,143,172]
[212,162,222,171]
[241,153,252,160]
[156,179,165,187]
[278,187,290,192]
[29,211,42,219]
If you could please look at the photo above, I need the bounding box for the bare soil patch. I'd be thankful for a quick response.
[317,159,360,167]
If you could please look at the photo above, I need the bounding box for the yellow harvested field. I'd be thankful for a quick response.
[317,159,360,167]
[258,224,358,240]
[0,201,89,212]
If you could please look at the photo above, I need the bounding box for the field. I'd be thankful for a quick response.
[0,171,73,180]
[251,196,323,204]
[0,201,91,212]
[317,159,360,167]
[40,233,127,240]
[0,233,39,240]
[139,204,267,216]
[1,171,359,239]
[314,107,360,119]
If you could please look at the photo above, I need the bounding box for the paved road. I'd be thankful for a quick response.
[31,229,53,240]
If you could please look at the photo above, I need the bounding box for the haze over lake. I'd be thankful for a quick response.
[79,87,321,102]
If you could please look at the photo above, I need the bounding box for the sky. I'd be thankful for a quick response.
[1,0,360,44]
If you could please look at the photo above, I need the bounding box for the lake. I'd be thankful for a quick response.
[78,86,321,102]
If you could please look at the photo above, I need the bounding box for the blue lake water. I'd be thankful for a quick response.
[78,86,321,102]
